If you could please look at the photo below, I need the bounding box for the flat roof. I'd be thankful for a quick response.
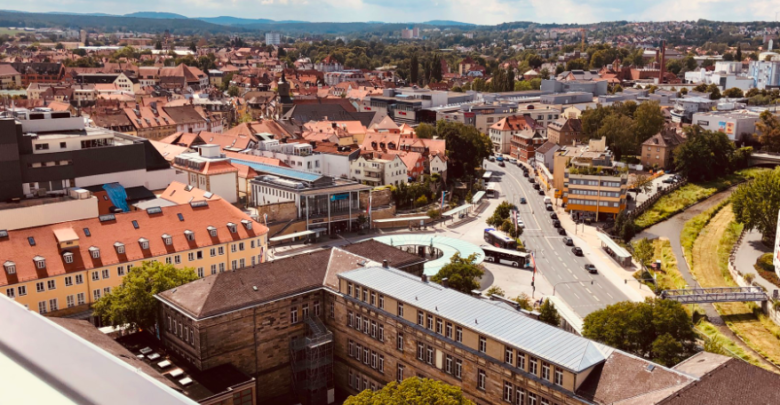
[597,233,631,259]
[231,158,323,183]
[372,235,484,276]
[341,266,613,373]
[373,216,429,223]
[472,191,486,203]
[269,230,315,242]
[442,204,472,216]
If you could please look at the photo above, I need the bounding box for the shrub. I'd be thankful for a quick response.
[416,195,428,206]
[744,273,755,284]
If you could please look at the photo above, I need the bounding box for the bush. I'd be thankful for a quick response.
[486,286,505,297]
[744,273,755,284]
[416,195,428,206]
[426,209,441,220]
[754,253,780,288]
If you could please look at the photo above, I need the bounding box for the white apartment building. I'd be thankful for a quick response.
[749,52,780,90]
[350,153,407,187]
[173,145,239,203]
[265,32,281,46]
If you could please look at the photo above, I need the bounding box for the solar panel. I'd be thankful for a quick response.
[132,220,139,229]
[190,200,208,208]
[177,213,184,221]
[203,192,213,199]
[98,214,116,222]
[146,207,162,215]
[28,237,35,246]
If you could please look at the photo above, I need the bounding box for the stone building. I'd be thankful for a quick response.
[546,118,582,146]
[640,127,686,170]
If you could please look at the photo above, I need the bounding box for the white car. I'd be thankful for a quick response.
[517,219,525,228]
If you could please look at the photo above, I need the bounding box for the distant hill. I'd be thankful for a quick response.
[197,16,276,25]
[124,12,188,19]
[423,20,475,26]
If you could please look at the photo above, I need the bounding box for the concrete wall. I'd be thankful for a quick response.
[0,196,98,231]
[256,201,298,223]
[359,188,393,208]
[209,172,238,204]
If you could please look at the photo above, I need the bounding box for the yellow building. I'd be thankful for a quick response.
[0,198,268,317]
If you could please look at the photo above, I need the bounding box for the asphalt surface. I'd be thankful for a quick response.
[486,160,631,317]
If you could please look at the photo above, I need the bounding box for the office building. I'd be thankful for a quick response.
[265,32,281,46]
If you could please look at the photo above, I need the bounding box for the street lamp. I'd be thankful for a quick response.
[552,280,594,296]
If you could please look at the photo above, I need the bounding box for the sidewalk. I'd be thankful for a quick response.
[734,229,777,293]
[554,203,654,303]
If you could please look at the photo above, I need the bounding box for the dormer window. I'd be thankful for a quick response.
[162,234,172,246]
[184,230,194,241]
[207,226,217,237]
[89,246,100,259]
[63,252,74,264]
[241,219,253,230]
[33,256,46,269]
[4,261,16,274]
[114,242,125,254]
[227,222,237,233]
[139,238,149,250]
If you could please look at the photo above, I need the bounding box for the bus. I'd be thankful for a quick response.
[482,171,493,183]
[481,245,530,268]
[486,182,499,198]
[484,228,517,249]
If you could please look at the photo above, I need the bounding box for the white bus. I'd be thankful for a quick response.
[486,182,499,198]
[481,245,530,268]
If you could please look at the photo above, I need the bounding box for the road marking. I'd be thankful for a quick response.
[606,292,614,299]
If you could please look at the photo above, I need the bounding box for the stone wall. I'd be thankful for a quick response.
[257,201,298,223]
[359,188,393,208]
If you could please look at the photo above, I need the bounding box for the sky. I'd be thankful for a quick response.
[9,0,780,25]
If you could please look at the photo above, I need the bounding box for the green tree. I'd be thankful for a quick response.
[93,261,199,331]
[538,299,561,326]
[55,42,64,50]
[595,114,635,160]
[486,286,505,297]
[736,45,743,61]
[693,83,708,92]
[416,195,429,206]
[432,253,484,294]
[486,201,516,227]
[732,167,780,244]
[513,293,533,310]
[344,377,474,405]
[674,126,734,182]
[437,120,492,180]
[155,40,162,50]
[415,122,436,139]
[632,237,654,269]
[722,87,744,98]
[189,41,197,53]
[632,174,654,198]
[227,85,241,97]
[665,59,683,75]
[410,54,419,84]
[582,299,696,366]
[580,104,613,139]
[634,101,665,145]
[756,110,780,153]
[683,55,698,71]
[709,86,722,100]
[566,58,587,71]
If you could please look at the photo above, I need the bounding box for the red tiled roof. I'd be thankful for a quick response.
[0,199,267,287]
[160,181,222,205]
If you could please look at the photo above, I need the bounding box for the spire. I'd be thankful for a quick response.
[279,71,287,84]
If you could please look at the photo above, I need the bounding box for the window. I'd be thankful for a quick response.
[516,388,526,405]
[370,292,376,306]
[355,285,361,299]
[38,301,47,314]
[231,244,237,253]
[542,362,550,380]
[290,307,298,324]
[379,355,384,373]
[528,393,537,405]
[371,320,377,338]
[363,317,369,334]
[397,333,404,351]
[554,368,564,386]
[456,326,463,342]
[417,342,424,361]
[103,287,110,295]
[101,269,109,279]
[504,381,513,402]
[479,336,487,353]
[397,302,404,317]
[426,345,434,364]
[75,274,83,284]
[197,267,204,278]
[477,369,486,390]
[355,314,362,331]
[314,301,320,316]
[210,248,216,257]
[218,246,224,255]
[417,310,424,326]
[219,263,225,272]
[396,364,405,382]
[445,322,453,339]
[356,344,362,360]
[18,286,26,296]
[6,288,15,299]
[302,303,309,319]
[93,289,101,301]
[66,295,74,308]
[445,355,453,374]
[347,311,353,327]
[371,351,377,369]
[518,353,525,370]
[34,257,45,269]
[378,324,384,342]
[47,280,56,290]
[363,348,369,365]
[77,293,85,305]
[63,253,73,264]
[529,357,538,375]
[455,359,463,379]
[36,282,44,293]
[378,294,384,309]
[426,314,433,330]
[165,257,172,265]
[347,283,352,296]
[505,347,514,366]
[91,271,99,281]
[186,253,193,262]
[348,340,354,357]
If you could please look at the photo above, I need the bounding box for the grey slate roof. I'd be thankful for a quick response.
[340,266,614,373]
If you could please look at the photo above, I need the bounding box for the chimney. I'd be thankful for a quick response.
[421,274,428,283]
[382,260,388,268]
[441,277,449,288]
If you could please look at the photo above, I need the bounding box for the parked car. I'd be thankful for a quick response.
[563,236,573,246]
[517,219,525,228]
[572,247,583,256]
[545,204,553,211]
[528,178,535,184]
[509,158,517,164]
[552,219,561,228]
[550,213,558,220]
[584,264,597,274]
[533,183,541,190]
[499,161,505,167]
[538,189,545,195]
[557,228,567,236]
[488,156,495,162]
[520,197,527,204]
[523,171,529,177]
[662,177,676,184]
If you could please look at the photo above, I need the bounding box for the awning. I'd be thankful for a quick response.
[373,216,429,223]
[472,191,486,204]
[596,233,632,259]
[442,204,472,217]
[269,230,315,242]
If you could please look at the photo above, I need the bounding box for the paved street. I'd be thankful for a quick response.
[486,160,631,317]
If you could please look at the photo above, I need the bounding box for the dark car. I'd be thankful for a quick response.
[557,228,567,236]
[552,219,561,228]
[538,189,545,195]
[498,161,505,167]
[523,171,529,177]
[563,236,573,246]
[545,204,553,211]
[533,183,540,190]
[528,178,535,184]
[550,213,558,220]
[572,247,583,256]
[662,177,676,184]
[584,264,597,274]
[520,197,527,204]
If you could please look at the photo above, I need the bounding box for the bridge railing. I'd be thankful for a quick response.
[661,287,768,303]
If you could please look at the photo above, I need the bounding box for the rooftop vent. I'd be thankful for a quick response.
[146,207,162,215]
[0,230,7,238]
[190,200,208,208]
[99,214,116,222]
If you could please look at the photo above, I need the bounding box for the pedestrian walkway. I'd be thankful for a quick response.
[734,229,777,294]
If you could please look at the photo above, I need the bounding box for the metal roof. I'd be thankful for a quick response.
[372,235,485,276]
[373,216,429,223]
[341,266,611,373]
[269,230,315,242]
[596,233,631,259]
[230,159,323,182]
[472,191,486,204]
[442,204,472,216]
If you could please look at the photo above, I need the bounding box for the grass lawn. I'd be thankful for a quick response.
[0,28,24,35]
[633,238,687,291]
[680,201,729,265]
[634,168,768,230]
[695,321,765,369]
[755,253,780,289]
[690,206,780,369]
